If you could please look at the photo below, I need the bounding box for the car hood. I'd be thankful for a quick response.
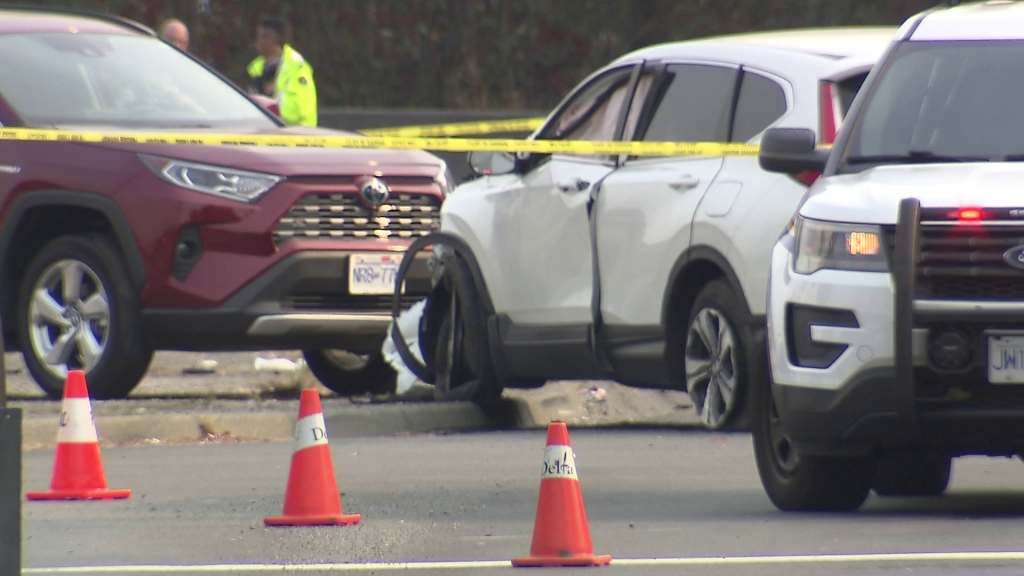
[801,163,1024,225]
[51,124,445,178]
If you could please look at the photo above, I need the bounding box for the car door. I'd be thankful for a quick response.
[486,64,642,327]
[593,62,738,337]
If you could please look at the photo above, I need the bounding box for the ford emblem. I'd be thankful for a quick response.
[360,177,390,209]
[1003,245,1024,270]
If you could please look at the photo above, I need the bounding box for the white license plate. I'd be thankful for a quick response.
[988,334,1024,384]
[348,253,404,295]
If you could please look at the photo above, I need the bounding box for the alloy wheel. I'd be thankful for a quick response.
[685,307,739,429]
[28,259,110,380]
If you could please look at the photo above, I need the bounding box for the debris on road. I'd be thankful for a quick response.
[182,359,219,375]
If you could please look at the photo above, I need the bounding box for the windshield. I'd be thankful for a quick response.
[844,40,1024,166]
[0,32,277,129]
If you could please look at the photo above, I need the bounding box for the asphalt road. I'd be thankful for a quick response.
[19,429,1024,575]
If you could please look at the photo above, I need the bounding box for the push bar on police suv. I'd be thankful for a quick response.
[894,197,922,436]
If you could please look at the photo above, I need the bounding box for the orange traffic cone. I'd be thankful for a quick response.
[26,370,130,501]
[264,389,361,526]
[512,421,611,567]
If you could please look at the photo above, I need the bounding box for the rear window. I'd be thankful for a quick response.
[0,32,275,129]
[835,72,867,118]
[846,40,1024,161]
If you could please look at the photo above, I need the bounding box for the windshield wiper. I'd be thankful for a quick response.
[846,150,995,164]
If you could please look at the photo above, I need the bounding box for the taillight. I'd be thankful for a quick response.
[819,82,840,145]
[791,82,841,187]
[794,171,820,186]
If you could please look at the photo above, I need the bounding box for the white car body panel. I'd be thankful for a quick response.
[443,156,614,324]
[596,156,723,325]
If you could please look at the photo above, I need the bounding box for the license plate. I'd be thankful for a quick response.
[348,253,404,295]
[988,334,1024,384]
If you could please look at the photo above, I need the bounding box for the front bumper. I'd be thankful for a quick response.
[142,250,432,352]
[768,201,1024,455]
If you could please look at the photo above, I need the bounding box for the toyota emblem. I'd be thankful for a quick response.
[1003,245,1024,270]
[360,178,390,209]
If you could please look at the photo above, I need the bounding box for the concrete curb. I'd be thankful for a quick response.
[18,397,542,449]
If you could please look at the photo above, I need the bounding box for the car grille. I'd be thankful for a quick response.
[274,192,441,243]
[884,224,1024,300]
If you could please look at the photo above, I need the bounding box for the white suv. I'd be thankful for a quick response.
[756,1,1024,511]
[414,28,892,430]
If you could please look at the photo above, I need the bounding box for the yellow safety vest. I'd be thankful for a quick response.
[247,44,317,127]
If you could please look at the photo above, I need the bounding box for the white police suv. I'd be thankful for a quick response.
[756,1,1024,511]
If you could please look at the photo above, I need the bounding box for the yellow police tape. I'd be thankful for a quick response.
[0,127,761,157]
[362,117,545,138]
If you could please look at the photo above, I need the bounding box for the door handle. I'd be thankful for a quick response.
[668,175,699,190]
[556,178,590,192]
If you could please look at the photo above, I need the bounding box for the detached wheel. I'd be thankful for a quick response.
[684,279,751,430]
[751,374,873,512]
[302,350,396,396]
[432,256,502,406]
[873,452,951,497]
[17,234,153,400]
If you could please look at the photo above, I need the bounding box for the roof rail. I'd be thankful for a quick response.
[0,3,155,36]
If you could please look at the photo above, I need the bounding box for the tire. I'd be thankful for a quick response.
[872,452,951,497]
[683,279,751,430]
[302,350,396,396]
[17,234,153,400]
[751,370,874,512]
[431,256,503,406]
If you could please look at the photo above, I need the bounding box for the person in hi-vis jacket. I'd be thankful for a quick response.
[247,17,317,127]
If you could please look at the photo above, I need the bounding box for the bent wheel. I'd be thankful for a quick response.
[432,256,502,406]
[302,350,396,396]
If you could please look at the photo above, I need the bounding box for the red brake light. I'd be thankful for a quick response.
[957,208,983,221]
[791,82,841,188]
[795,171,821,186]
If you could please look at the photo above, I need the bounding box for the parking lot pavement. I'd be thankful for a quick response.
[7,351,700,449]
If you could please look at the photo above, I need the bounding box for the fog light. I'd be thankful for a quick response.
[172,227,204,282]
[929,327,973,371]
[176,241,195,259]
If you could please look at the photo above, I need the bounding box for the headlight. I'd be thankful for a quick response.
[435,162,456,197]
[794,216,887,274]
[140,154,282,203]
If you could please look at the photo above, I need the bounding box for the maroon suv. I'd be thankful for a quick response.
[0,8,449,398]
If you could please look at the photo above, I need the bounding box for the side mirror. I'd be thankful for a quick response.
[759,128,829,175]
[468,150,516,177]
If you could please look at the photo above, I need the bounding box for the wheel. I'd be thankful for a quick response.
[751,372,874,512]
[684,279,751,430]
[431,256,503,406]
[302,350,396,396]
[17,234,153,400]
[872,452,951,497]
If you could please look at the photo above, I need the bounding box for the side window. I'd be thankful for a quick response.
[640,64,737,143]
[540,66,635,142]
[731,71,787,142]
